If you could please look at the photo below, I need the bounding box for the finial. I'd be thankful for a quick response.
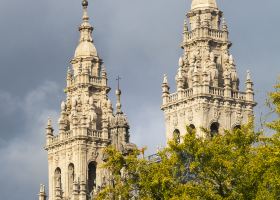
[178,67,183,79]
[82,0,88,7]
[116,76,122,114]
[82,0,89,21]
[179,57,184,68]
[40,184,45,193]
[46,117,54,136]
[47,117,52,127]
[222,17,228,31]
[61,101,66,111]
[163,74,168,84]
[229,55,234,65]
[183,19,188,33]
[116,75,121,90]
[101,65,107,77]
[246,70,252,81]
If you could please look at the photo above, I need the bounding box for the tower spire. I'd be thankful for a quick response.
[162,1,256,140]
[74,0,97,58]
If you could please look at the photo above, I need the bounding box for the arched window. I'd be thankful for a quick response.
[88,162,97,195]
[68,163,74,195]
[190,124,195,130]
[173,129,180,144]
[189,124,196,131]
[54,167,62,194]
[210,122,219,137]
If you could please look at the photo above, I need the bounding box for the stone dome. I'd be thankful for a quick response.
[191,0,218,10]
[74,41,97,58]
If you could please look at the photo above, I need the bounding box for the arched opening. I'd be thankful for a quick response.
[88,161,97,196]
[173,129,180,144]
[189,124,195,129]
[210,122,219,137]
[54,167,62,195]
[189,124,196,132]
[233,125,241,131]
[68,163,74,195]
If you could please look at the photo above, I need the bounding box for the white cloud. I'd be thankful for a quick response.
[0,91,20,115]
[0,81,60,199]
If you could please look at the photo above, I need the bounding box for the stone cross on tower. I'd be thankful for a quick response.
[161,0,257,140]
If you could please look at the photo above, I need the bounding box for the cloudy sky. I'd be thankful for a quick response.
[0,0,279,199]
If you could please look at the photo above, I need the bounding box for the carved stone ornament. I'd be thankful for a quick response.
[236,112,243,123]
[213,108,220,120]
[91,148,99,161]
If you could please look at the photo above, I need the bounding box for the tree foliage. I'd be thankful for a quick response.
[96,82,280,200]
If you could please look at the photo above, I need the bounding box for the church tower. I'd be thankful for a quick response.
[40,1,135,200]
[161,0,257,140]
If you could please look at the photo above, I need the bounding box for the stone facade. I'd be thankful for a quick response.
[39,1,135,200]
[161,0,257,140]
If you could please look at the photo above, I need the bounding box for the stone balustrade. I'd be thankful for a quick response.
[183,88,194,98]
[90,77,103,86]
[165,87,248,105]
[70,76,104,87]
[88,130,103,138]
[184,28,224,42]
[208,29,223,39]
[48,130,103,146]
[167,93,178,103]
[210,87,224,96]
[232,90,246,100]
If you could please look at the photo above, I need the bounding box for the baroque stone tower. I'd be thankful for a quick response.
[161,0,257,140]
[39,1,135,200]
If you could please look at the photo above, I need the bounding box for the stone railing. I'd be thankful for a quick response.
[90,76,103,85]
[164,87,248,105]
[167,93,178,103]
[184,28,224,42]
[209,87,225,96]
[88,130,103,139]
[167,89,193,103]
[208,29,223,40]
[48,130,103,146]
[182,88,194,98]
[232,91,246,100]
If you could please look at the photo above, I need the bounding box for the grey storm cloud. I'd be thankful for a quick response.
[0,0,279,199]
